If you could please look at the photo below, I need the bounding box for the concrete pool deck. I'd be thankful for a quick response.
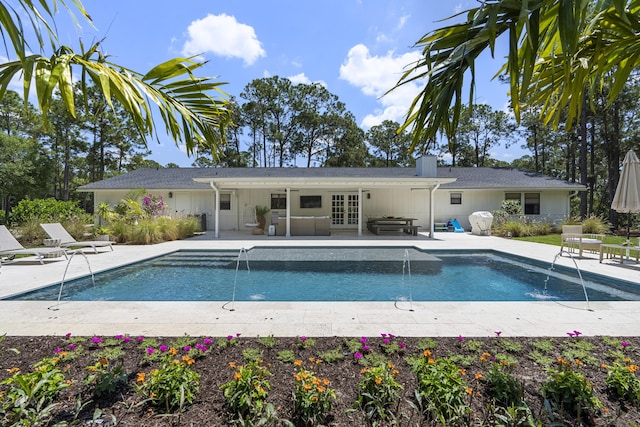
[1,231,640,338]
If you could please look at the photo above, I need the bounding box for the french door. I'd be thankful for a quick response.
[331,194,359,228]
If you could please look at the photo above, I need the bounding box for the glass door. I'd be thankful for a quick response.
[331,194,359,228]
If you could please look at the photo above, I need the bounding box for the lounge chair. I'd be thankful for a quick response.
[0,225,67,264]
[40,223,114,254]
[560,225,605,257]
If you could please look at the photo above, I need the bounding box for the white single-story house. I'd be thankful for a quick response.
[78,156,586,238]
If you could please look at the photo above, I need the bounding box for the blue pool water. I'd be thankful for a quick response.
[8,247,640,302]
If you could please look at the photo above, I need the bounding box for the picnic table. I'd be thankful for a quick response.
[367,217,420,236]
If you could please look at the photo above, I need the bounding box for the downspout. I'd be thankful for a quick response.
[209,181,220,238]
[568,190,579,221]
[430,183,441,238]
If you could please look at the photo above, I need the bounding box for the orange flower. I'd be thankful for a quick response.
[428,358,435,364]
[7,367,19,373]
[628,364,639,373]
[475,373,483,380]
[137,372,146,383]
[459,369,467,376]
[233,372,242,380]
[392,369,399,376]
[323,378,330,386]
[303,384,311,390]
[169,347,178,355]
[317,386,325,393]
[375,377,382,384]
[294,374,302,381]
[480,352,492,361]
[574,358,584,366]
[465,387,473,395]
[294,360,303,366]
[423,349,432,357]
[228,361,236,368]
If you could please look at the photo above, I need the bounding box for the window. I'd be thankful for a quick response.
[505,192,521,202]
[271,193,287,210]
[450,192,462,205]
[219,193,231,210]
[524,193,540,215]
[300,195,322,208]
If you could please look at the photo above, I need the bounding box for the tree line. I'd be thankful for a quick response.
[3,73,640,232]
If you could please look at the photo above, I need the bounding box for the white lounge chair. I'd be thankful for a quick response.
[560,224,605,257]
[0,225,67,264]
[40,223,114,254]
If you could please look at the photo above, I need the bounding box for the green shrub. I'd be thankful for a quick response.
[542,359,602,419]
[412,353,470,424]
[220,360,272,423]
[136,353,200,412]
[580,215,610,234]
[605,362,640,403]
[485,363,524,407]
[355,362,403,423]
[293,360,336,425]
[9,198,88,225]
[495,220,529,237]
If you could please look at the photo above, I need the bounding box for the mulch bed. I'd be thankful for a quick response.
[2,334,640,426]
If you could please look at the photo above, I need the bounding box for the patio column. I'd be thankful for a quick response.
[358,188,363,237]
[429,183,440,238]
[286,187,291,237]
[209,181,220,238]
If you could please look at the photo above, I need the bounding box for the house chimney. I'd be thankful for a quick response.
[416,155,436,177]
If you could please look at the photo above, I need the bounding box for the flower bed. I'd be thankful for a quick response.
[1,333,640,425]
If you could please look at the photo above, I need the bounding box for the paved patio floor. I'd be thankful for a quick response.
[1,231,639,337]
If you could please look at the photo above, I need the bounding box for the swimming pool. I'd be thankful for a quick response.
[9,247,640,302]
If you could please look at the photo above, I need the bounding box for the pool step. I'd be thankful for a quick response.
[150,251,240,268]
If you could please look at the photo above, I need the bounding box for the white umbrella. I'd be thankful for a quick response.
[611,150,640,241]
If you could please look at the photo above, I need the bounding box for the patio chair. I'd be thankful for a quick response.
[243,206,259,228]
[560,225,605,257]
[0,225,67,264]
[40,223,114,254]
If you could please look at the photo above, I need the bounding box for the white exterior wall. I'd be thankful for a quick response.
[433,189,572,230]
[93,190,215,230]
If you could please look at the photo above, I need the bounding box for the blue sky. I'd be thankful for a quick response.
[53,1,512,166]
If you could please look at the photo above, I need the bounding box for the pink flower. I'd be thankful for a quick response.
[137,336,144,342]
[383,339,390,344]
[65,332,72,338]
[203,338,213,344]
[236,333,241,337]
[380,333,387,338]
[621,341,630,347]
[114,334,123,340]
[91,336,103,343]
[68,344,76,350]
[123,336,131,342]
[457,335,464,342]
[573,330,582,336]
[227,335,234,340]
[300,336,307,342]
[362,345,370,351]
[567,332,575,337]
[54,348,62,353]
[159,345,168,352]
[146,347,155,355]
[360,336,367,344]
[495,331,502,336]
[388,333,395,339]
[354,352,363,359]
[183,346,191,352]
[399,342,406,349]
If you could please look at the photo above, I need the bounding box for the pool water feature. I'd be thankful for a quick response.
[8,247,640,302]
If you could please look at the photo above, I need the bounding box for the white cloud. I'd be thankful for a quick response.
[181,14,266,66]
[339,44,423,129]
[287,73,327,88]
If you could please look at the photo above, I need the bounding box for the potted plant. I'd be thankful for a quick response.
[255,205,271,231]
[94,226,111,241]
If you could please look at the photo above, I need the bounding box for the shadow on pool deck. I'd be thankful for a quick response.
[1,231,639,337]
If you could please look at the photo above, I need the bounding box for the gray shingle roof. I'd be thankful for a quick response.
[78,166,585,191]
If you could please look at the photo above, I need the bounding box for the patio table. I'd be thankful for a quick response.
[599,243,640,264]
